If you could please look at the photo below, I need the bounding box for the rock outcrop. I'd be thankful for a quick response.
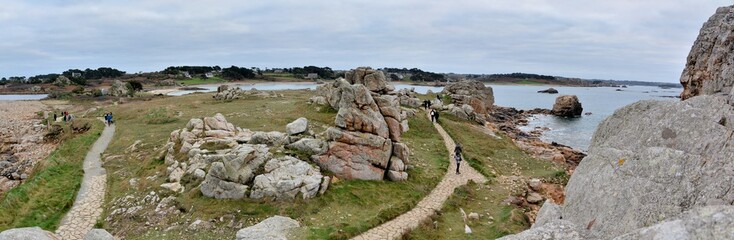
[236,215,300,240]
[161,114,328,200]
[501,95,734,239]
[680,6,734,100]
[441,80,494,114]
[108,80,129,97]
[0,227,59,240]
[83,229,114,240]
[213,86,283,100]
[53,76,71,87]
[551,95,582,117]
[312,68,410,181]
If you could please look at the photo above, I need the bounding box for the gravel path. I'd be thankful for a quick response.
[352,112,487,240]
[55,121,115,240]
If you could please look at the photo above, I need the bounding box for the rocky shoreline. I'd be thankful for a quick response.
[0,101,55,194]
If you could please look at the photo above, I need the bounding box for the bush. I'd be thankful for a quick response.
[126,81,143,92]
[72,86,85,94]
[91,89,103,97]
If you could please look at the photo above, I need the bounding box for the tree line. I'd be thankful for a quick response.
[0,67,126,85]
[381,67,446,82]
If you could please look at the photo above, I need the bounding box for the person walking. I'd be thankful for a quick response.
[454,143,463,174]
[108,112,113,125]
[434,110,440,122]
[104,113,109,126]
[53,113,57,122]
[430,109,436,122]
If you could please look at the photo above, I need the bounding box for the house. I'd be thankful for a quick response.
[305,73,319,80]
[71,72,82,78]
[273,69,284,74]
[181,71,191,78]
[205,72,215,78]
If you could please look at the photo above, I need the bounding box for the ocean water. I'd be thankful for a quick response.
[165,82,680,151]
[0,94,48,101]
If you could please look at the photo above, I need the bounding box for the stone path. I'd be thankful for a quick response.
[56,121,115,240]
[352,112,487,240]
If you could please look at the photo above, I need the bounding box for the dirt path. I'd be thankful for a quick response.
[352,112,487,240]
[55,121,115,240]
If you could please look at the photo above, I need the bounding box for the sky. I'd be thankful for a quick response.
[1,0,732,83]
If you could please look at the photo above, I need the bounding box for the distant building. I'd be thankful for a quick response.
[181,71,191,78]
[306,73,319,80]
[71,72,82,78]
[273,69,284,74]
[205,72,215,78]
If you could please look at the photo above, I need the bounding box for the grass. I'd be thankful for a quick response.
[177,77,226,86]
[100,90,449,239]
[405,113,564,239]
[0,119,103,231]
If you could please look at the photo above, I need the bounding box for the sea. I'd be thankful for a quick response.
[1,83,680,152]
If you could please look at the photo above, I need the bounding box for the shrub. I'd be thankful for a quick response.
[72,86,85,94]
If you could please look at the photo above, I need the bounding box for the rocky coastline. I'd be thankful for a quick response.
[0,101,55,194]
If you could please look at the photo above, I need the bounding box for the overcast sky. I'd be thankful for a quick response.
[1,1,731,82]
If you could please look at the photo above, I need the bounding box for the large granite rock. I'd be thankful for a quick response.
[680,6,734,100]
[83,229,114,240]
[108,80,129,97]
[497,220,592,240]
[551,95,583,117]
[162,114,327,200]
[236,215,300,240]
[441,80,494,114]
[313,73,410,181]
[250,156,325,200]
[613,205,734,240]
[286,117,308,135]
[286,138,327,156]
[344,67,389,93]
[0,227,59,240]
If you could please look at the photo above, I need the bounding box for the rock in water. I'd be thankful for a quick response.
[83,229,114,240]
[537,88,559,94]
[0,227,59,240]
[236,215,300,240]
[551,95,583,117]
[286,117,308,135]
[680,6,734,100]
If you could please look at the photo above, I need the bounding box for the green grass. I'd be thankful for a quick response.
[0,120,103,231]
[405,113,564,239]
[101,91,449,239]
[177,77,226,85]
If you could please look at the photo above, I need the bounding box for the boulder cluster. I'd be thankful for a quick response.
[311,67,412,181]
[161,113,329,201]
[213,86,283,101]
[108,80,130,97]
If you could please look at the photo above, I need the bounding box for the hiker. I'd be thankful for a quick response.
[434,110,440,122]
[454,143,463,174]
[63,111,67,122]
[426,100,432,109]
[423,100,428,110]
[430,109,436,122]
[104,113,109,126]
[436,94,442,103]
[53,113,57,122]
[108,112,114,125]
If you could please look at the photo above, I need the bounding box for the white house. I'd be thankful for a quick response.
[306,73,319,80]
[205,72,215,78]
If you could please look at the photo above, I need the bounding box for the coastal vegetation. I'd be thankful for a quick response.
[98,90,448,239]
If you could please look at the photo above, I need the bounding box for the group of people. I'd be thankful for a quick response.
[104,112,114,126]
[422,100,432,110]
[53,111,72,122]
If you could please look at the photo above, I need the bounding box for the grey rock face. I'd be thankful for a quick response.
[344,67,389,93]
[533,200,562,229]
[250,156,325,200]
[551,95,583,117]
[497,220,592,240]
[250,131,287,146]
[680,6,734,100]
[561,96,734,238]
[0,227,59,240]
[613,205,734,240]
[83,229,114,240]
[286,138,327,156]
[236,215,300,240]
[286,118,308,135]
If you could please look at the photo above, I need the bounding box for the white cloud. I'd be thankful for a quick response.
[0,0,731,82]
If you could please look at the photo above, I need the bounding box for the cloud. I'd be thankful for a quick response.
[0,0,730,82]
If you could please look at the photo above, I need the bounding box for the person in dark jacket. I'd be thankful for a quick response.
[454,143,463,174]
[434,110,440,122]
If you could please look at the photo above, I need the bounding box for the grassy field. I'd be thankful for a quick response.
[99,90,449,239]
[177,77,226,85]
[0,119,103,231]
[406,115,564,239]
